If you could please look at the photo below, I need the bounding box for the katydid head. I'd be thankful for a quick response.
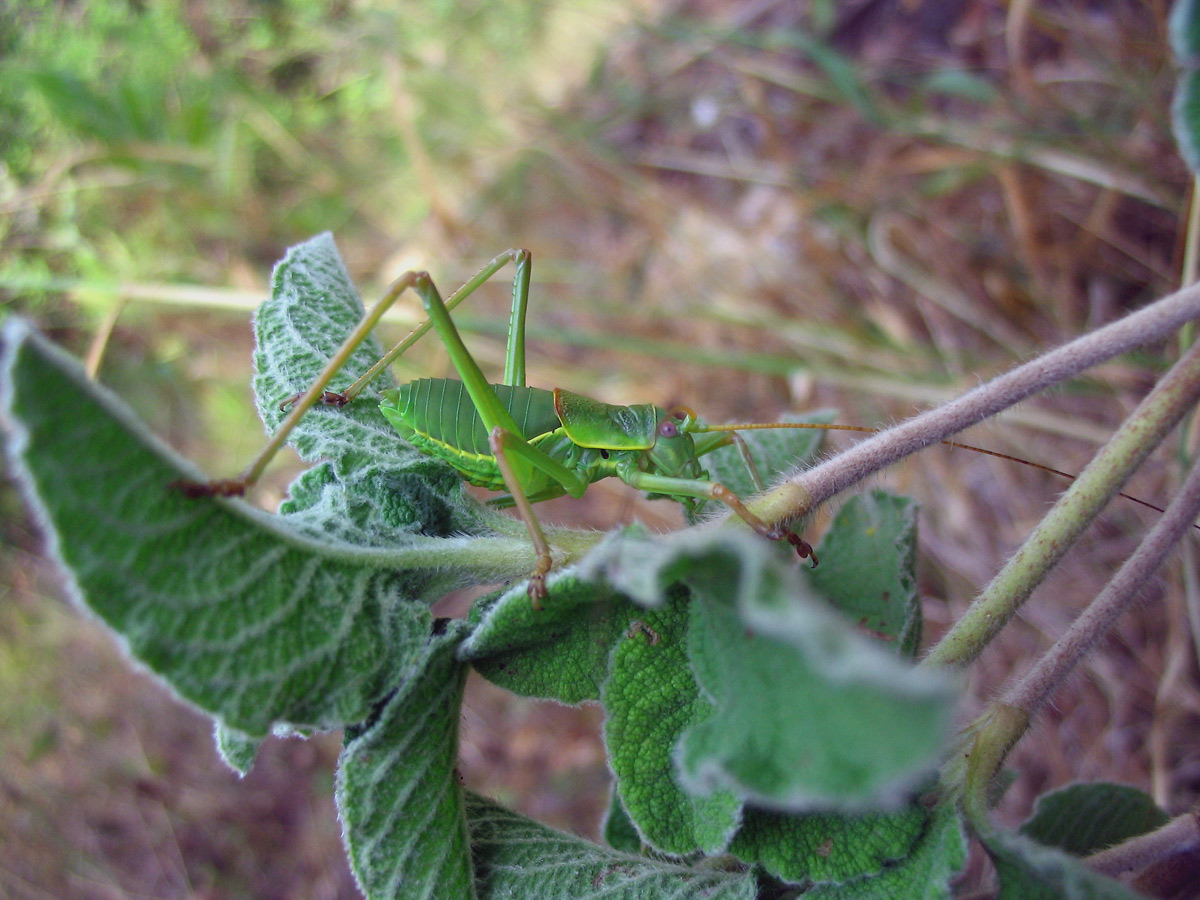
[645,409,704,479]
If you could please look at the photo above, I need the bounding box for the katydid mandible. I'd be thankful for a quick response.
[180,250,817,603]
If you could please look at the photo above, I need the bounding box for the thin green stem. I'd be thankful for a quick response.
[959,704,1029,828]
[923,341,1200,670]
[1000,453,1200,715]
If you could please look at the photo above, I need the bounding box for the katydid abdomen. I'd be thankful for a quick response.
[380,377,607,499]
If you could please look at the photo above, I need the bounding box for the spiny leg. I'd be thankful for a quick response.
[176,250,532,497]
[175,271,425,497]
[489,430,553,605]
[333,248,532,402]
[487,427,592,603]
[619,469,818,566]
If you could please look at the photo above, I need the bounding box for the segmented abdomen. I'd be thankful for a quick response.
[384,378,561,457]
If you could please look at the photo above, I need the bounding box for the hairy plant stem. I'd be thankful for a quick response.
[999,452,1200,715]
[960,704,1029,827]
[924,341,1200,670]
[751,278,1200,530]
[1086,811,1200,879]
[949,448,1200,821]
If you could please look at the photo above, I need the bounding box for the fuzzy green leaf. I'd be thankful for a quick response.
[730,803,928,886]
[984,828,1147,900]
[581,528,955,809]
[0,318,457,737]
[214,722,262,776]
[602,789,643,854]
[254,234,487,546]
[802,802,967,899]
[810,490,921,656]
[1019,782,1169,857]
[602,586,741,855]
[467,794,757,900]
[253,232,399,469]
[461,569,642,704]
[337,620,474,900]
[679,557,952,808]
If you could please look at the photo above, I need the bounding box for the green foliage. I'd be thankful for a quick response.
[603,584,742,854]
[0,235,1149,898]
[1,0,619,308]
[468,794,757,899]
[801,802,966,900]
[730,803,928,887]
[215,722,262,777]
[1019,782,1169,858]
[253,234,488,545]
[1172,0,1200,173]
[983,828,1147,900]
[338,620,475,898]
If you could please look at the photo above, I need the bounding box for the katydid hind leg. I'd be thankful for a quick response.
[339,249,533,401]
[488,427,594,603]
[489,429,553,605]
[412,270,529,439]
[174,270,426,497]
[174,250,533,499]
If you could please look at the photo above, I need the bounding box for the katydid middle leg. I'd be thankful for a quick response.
[177,249,533,497]
[688,425,767,493]
[619,468,818,565]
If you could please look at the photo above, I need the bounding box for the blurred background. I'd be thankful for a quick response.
[1,1,1197,897]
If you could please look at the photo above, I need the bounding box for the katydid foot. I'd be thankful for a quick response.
[278,389,352,411]
[777,528,819,567]
[704,483,818,568]
[169,478,249,498]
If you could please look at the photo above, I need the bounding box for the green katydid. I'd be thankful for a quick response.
[180,249,819,603]
[178,249,1182,604]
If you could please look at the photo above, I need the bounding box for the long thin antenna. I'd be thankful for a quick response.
[694,421,1191,527]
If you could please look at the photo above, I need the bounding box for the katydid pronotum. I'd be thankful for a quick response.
[177,249,1176,604]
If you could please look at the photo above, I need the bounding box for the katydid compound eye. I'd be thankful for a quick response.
[658,420,678,438]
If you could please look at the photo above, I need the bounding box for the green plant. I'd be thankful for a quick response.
[5,234,1200,898]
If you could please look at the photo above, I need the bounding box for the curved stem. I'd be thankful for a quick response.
[1000,453,1200,715]
[750,278,1200,528]
[924,341,1200,670]
[946,454,1200,817]
[960,704,1029,828]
